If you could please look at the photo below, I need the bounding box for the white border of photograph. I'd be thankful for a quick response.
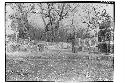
[0,0,124,83]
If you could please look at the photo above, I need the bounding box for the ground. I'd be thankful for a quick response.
[6,49,114,82]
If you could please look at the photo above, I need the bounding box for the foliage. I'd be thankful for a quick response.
[97,9,114,54]
[6,3,114,53]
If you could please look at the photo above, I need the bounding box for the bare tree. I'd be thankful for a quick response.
[37,3,80,42]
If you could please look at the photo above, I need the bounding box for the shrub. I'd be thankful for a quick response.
[37,44,45,52]
[6,43,20,52]
[18,45,28,52]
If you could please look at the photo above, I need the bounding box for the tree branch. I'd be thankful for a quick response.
[71,4,79,13]
[54,10,60,16]
[58,3,65,21]
[62,3,79,19]
[62,11,68,19]
[38,3,47,27]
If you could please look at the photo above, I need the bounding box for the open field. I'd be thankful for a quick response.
[6,49,114,82]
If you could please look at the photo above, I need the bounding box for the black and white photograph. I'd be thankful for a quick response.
[5,1,115,82]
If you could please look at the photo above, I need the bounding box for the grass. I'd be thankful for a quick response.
[6,50,114,82]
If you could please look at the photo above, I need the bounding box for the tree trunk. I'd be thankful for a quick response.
[72,39,76,53]
[71,32,77,53]
[51,26,54,42]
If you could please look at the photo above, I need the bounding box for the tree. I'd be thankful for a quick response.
[98,9,114,54]
[6,3,114,53]
[6,3,35,42]
[37,3,80,42]
[70,18,77,53]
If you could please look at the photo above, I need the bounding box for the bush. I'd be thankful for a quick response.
[78,46,82,51]
[98,43,114,54]
[7,44,20,52]
[18,45,28,52]
[37,44,45,52]
[58,42,71,49]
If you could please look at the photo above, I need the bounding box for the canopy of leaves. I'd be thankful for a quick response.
[6,3,114,41]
